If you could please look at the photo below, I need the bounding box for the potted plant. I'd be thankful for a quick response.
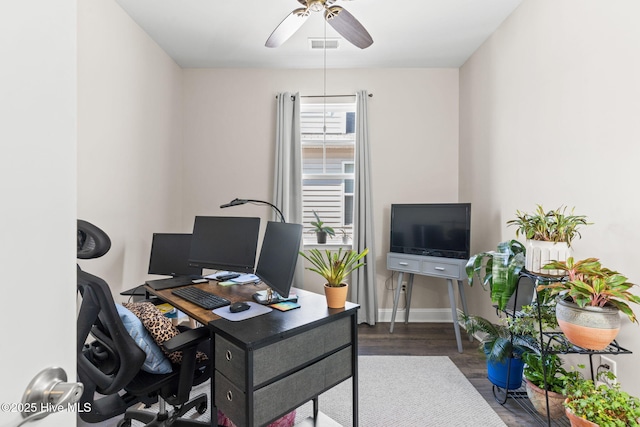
[310,210,335,244]
[466,239,526,311]
[339,228,350,244]
[538,257,640,350]
[563,370,640,427]
[522,351,575,419]
[299,247,368,308]
[461,313,537,390]
[506,205,590,275]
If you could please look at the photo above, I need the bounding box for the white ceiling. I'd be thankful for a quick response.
[113,0,523,69]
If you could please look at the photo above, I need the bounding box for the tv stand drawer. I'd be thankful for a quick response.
[387,255,420,273]
[421,259,464,279]
[387,253,466,280]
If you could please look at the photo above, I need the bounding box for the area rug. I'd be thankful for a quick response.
[122,356,505,427]
[294,355,506,427]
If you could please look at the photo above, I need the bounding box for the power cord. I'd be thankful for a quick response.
[385,271,406,309]
[596,363,616,387]
[127,284,146,303]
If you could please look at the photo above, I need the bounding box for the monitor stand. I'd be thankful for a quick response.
[253,288,298,305]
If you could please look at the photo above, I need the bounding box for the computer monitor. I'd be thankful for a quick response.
[148,233,202,278]
[188,216,261,273]
[255,221,303,301]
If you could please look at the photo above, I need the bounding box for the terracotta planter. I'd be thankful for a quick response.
[565,404,599,427]
[324,283,348,308]
[556,296,621,350]
[525,378,566,420]
[525,239,572,275]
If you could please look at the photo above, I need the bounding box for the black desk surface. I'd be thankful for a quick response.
[209,289,359,349]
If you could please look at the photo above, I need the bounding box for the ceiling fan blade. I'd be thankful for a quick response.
[325,6,373,49]
[266,8,310,48]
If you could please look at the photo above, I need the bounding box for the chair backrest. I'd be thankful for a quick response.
[77,219,111,259]
[76,220,146,423]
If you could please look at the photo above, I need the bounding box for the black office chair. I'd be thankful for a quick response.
[76,219,211,426]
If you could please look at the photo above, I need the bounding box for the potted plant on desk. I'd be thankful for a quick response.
[299,247,368,308]
[538,257,640,350]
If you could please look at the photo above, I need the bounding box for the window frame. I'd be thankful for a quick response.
[300,100,356,246]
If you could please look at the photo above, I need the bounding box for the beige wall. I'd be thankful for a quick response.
[76,0,640,390]
[77,2,461,312]
[460,0,640,393]
[181,68,461,314]
[77,0,184,294]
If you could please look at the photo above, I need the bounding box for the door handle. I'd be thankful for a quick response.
[11,367,83,426]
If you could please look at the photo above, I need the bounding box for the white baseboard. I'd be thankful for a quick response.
[378,308,466,323]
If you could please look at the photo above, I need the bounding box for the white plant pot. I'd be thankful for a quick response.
[525,240,571,275]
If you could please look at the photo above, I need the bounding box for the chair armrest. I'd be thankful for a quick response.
[162,327,209,353]
[161,326,211,406]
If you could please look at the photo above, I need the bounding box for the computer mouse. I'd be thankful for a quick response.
[230,301,250,313]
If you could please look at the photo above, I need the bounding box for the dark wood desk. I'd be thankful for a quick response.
[145,282,359,427]
[144,281,265,325]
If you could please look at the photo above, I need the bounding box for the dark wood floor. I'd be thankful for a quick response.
[358,322,564,427]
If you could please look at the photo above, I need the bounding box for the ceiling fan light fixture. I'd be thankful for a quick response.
[268,0,371,49]
[308,0,325,12]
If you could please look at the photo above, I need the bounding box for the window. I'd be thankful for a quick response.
[301,100,356,244]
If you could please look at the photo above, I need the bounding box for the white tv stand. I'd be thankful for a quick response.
[387,252,471,353]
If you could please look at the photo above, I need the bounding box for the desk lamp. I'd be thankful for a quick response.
[220,198,286,223]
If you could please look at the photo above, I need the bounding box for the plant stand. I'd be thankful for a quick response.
[493,270,633,427]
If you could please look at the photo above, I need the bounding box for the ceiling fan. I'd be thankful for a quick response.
[265,0,373,49]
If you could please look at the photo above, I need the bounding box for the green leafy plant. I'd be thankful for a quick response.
[310,210,335,237]
[465,240,526,311]
[539,257,640,323]
[506,204,589,247]
[299,247,368,287]
[564,370,640,426]
[460,314,537,362]
[522,351,575,395]
[511,295,569,393]
[508,298,558,337]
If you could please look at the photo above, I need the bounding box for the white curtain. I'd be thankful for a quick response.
[273,92,304,285]
[352,90,377,325]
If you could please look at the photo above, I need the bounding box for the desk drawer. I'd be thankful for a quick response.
[215,316,351,388]
[215,347,352,427]
[387,255,421,273]
[421,259,464,279]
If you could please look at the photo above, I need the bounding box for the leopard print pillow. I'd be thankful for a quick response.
[123,302,207,365]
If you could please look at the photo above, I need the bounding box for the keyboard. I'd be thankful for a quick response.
[171,287,230,310]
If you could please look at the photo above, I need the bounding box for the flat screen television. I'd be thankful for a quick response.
[148,233,202,278]
[390,203,471,259]
[188,216,260,273]
[254,221,303,301]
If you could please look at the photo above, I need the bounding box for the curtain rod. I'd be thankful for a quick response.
[276,93,373,99]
